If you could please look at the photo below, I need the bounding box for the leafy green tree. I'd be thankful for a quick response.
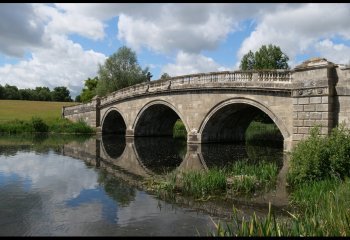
[160,72,171,80]
[239,50,255,71]
[240,44,289,70]
[51,86,72,102]
[80,77,98,103]
[4,84,20,100]
[75,95,81,102]
[35,87,52,101]
[96,46,149,96]
[0,85,4,99]
[19,88,34,100]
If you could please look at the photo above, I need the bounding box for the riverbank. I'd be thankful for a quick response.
[210,125,350,236]
[0,117,94,134]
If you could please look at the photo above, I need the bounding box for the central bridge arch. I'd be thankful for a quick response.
[133,100,189,137]
[199,97,290,143]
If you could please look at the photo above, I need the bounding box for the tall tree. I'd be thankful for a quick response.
[239,50,255,71]
[3,84,20,100]
[80,77,98,103]
[35,87,52,101]
[240,44,289,70]
[0,85,4,99]
[96,46,149,96]
[160,72,171,80]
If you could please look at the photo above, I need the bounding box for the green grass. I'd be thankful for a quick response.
[211,179,350,236]
[150,160,279,200]
[245,121,283,143]
[210,125,350,236]
[0,100,76,124]
[0,117,94,134]
[173,119,187,139]
[0,100,93,134]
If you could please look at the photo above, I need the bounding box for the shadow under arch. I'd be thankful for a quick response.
[199,97,290,143]
[132,100,189,137]
[101,107,127,135]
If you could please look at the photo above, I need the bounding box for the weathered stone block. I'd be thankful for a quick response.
[316,104,329,112]
[298,97,310,104]
[293,105,304,111]
[298,112,310,120]
[304,104,315,111]
[310,112,322,120]
[310,97,322,104]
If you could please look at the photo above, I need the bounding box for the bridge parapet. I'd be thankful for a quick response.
[100,70,292,106]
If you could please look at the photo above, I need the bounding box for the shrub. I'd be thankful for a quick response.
[288,125,350,187]
[31,117,49,132]
[327,125,350,179]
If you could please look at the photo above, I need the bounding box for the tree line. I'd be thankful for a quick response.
[0,84,72,102]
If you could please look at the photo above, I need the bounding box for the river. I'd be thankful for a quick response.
[0,133,285,236]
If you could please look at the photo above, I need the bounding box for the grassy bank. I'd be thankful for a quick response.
[0,117,94,134]
[211,125,350,236]
[212,179,350,236]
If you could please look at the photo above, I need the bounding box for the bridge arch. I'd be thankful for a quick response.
[101,107,127,134]
[199,97,290,143]
[133,100,189,137]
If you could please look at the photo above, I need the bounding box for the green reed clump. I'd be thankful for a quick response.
[181,168,227,198]
[173,119,187,139]
[211,180,350,236]
[210,203,290,237]
[227,160,278,195]
[154,160,278,199]
[289,178,350,236]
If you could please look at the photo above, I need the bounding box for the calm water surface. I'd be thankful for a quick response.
[0,134,283,236]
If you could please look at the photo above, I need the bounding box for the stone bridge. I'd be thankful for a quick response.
[63,58,350,152]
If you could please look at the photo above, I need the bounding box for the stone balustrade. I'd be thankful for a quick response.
[99,70,292,106]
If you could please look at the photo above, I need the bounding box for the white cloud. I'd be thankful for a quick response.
[0,3,46,57]
[0,34,106,97]
[237,3,350,66]
[162,51,229,76]
[0,151,98,202]
[34,3,105,41]
[117,5,237,54]
[315,39,350,64]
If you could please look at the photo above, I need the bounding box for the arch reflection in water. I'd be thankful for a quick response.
[134,137,187,175]
[201,140,284,170]
[101,134,126,159]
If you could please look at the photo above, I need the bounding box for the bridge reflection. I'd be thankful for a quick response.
[62,135,283,181]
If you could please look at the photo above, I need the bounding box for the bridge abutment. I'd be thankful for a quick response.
[292,58,336,149]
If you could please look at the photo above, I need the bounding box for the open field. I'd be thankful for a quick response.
[0,100,77,123]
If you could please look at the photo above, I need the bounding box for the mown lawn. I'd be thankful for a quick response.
[0,100,77,124]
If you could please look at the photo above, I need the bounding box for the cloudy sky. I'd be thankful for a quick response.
[1,3,350,98]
